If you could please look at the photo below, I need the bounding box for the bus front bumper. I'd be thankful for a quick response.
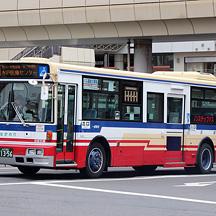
[0,155,54,167]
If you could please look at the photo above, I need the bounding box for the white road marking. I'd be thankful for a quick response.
[32,173,216,184]
[0,173,215,186]
[175,181,216,187]
[33,182,216,205]
[0,172,215,205]
[0,182,29,186]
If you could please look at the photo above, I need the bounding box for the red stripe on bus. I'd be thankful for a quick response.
[0,138,56,143]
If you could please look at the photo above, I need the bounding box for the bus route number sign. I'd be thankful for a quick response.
[0,148,13,158]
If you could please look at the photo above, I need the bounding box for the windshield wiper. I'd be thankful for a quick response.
[0,102,8,120]
[11,102,28,127]
[0,102,8,111]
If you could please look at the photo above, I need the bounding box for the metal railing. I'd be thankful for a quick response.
[11,47,38,60]
[93,44,125,52]
[11,46,61,61]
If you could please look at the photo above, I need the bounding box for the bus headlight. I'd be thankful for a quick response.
[27,148,43,155]
[28,149,35,155]
[36,149,43,155]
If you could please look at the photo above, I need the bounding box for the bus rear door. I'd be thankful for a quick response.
[56,84,77,165]
[165,94,185,167]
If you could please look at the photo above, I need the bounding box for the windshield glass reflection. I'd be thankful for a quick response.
[0,82,54,123]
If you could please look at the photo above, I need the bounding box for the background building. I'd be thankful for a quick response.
[95,40,216,75]
[1,40,216,75]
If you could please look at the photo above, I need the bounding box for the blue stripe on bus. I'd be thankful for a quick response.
[75,121,190,133]
[75,121,216,133]
[0,124,57,132]
[196,124,216,130]
[0,122,215,133]
[60,69,216,88]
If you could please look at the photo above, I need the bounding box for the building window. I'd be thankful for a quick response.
[152,53,174,71]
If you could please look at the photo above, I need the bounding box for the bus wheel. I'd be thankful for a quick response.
[83,142,106,178]
[132,165,157,174]
[18,166,40,175]
[196,143,213,174]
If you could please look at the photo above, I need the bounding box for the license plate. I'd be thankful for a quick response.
[0,148,13,158]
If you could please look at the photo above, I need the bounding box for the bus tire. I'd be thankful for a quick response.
[18,166,40,175]
[132,165,157,174]
[82,142,106,178]
[196,143,213,174]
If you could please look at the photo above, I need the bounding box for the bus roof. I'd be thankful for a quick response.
[57,61,216,87]
[3,57,216,87]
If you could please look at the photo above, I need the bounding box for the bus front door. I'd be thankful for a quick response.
[165,94,185,167]
[56,84,76,165]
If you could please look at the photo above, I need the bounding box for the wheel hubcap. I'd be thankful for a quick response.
[201,148,211,170]
[89,148,103,173]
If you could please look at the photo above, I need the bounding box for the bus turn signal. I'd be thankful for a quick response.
[46,131,52,141]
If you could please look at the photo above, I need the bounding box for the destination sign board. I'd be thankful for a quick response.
[0,63,49,79]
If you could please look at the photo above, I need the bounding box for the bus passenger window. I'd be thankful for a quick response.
[167,97,183,124]
[122,106,141,121]
[82,77,119,120]
[147,93,164,123]
[191,87,216,124]
[121,81,142,121]
[83,109,97,119]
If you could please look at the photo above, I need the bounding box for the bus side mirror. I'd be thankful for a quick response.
[41,85,48,100]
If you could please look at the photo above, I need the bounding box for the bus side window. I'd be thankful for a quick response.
[167,97,183,124]
[82,83,119,120]
[191,87,216,124]
[121,81,142,121]
[147,92,164,123]
[83,109,97,119]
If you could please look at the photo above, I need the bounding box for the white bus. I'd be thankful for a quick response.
[0,57,215,178]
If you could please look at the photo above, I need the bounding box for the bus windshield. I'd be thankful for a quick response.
[0,81,54,123]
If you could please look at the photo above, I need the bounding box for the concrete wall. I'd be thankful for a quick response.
[0,48,24,60]
[50,47,95,67]
[0,1,215,43]
[0,47,95,67]
[153,41,215,53]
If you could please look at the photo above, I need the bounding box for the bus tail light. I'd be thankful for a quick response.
[46,131,52,141]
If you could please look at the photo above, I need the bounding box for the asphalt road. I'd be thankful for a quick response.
[0,166,216,216]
